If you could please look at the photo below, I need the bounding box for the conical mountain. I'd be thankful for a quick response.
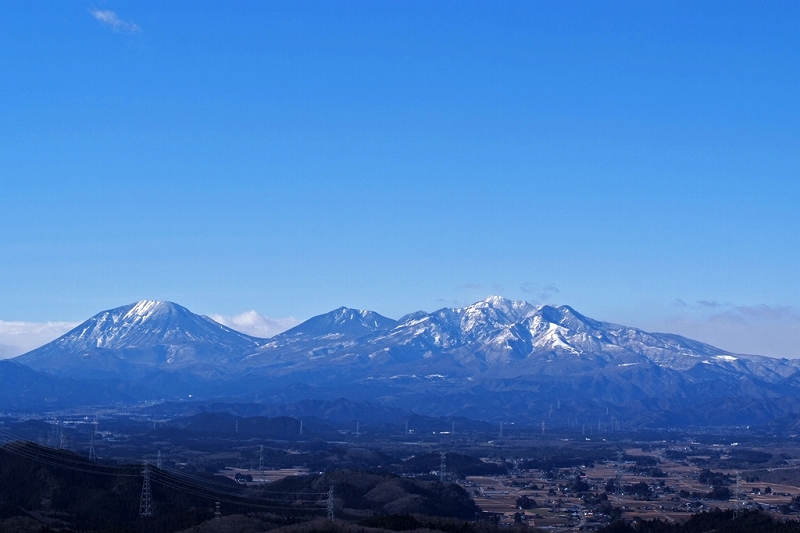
[279,306,397,338]
[16,301,265,379]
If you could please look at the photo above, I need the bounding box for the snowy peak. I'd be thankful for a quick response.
[15,301,266,375]
[459,296,537,324]
[280,306,398,339]
[344,297,759,371]
[45,300,262,350]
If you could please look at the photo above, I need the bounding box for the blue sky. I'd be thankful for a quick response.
[1,1,799,358]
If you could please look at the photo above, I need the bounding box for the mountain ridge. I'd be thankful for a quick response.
[9,296,800,427]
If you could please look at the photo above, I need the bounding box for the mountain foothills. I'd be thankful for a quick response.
[7,297,800,427]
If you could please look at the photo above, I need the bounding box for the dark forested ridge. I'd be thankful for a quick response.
[600,509,800,533]
[0,441,481,532]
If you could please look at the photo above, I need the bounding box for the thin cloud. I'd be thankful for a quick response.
[209,311,298,339]
[538,284,560,300]
[89,8,140,33]
[520,282,560,302]
[0,320,79,359]
[733,304,798,321]
[696,300,723,308]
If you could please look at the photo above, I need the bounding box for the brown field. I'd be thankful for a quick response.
[461,446,800,530]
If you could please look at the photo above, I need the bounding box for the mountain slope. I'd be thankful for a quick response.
[237,297,800,425]
[244,296,793,380]
[12,297,800,427]
[15,301,265,379]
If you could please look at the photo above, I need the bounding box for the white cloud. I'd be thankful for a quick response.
[209,311,299,339]
[0,320,79,359]
[89,9,140,32]
[643,304,800,359]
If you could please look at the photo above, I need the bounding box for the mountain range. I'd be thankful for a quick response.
[7,297,800,428]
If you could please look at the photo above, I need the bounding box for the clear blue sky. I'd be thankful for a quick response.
[1,1,799,357]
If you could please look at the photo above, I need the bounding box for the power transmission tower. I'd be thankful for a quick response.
[541,420,546,434]
[139,463,154,518]
[299,420,303,436]
[499,422,503,438]
[214,501,221,520]
[439,452,446,482]
[327,486,335,521]
[405,420,409,435]
[157,450,162,469]
[615,451,623,502]
[356,421,360,438]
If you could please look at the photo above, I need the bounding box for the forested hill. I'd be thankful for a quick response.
[0,442,480,532]
[600,509,800,533]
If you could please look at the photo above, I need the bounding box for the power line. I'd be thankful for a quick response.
[1,431,327,515]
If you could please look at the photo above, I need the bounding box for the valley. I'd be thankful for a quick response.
[4,298,800,531]
[4,408,800,531]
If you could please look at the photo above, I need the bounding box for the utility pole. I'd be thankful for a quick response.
[327,486,335,521]
[139,463,154,518]
[734,472,743,519]
[259,445,264,482]
[89,428,97,462]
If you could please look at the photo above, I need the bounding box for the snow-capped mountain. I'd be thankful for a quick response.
[12,297,800,426]
[244,296,795,380]
[279,306,398,339]
[15,301,265,379]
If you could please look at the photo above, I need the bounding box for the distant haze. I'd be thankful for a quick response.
[641,304,800,360]
[0,320,79,359]
[209,311,299,339]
